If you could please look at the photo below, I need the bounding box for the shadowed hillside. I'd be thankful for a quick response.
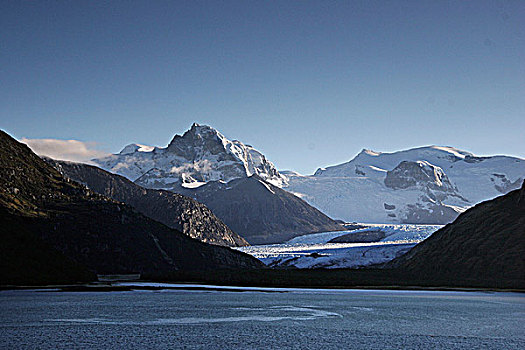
[387,180,525,285]
[0,130,263,285]
[177,175,345,244]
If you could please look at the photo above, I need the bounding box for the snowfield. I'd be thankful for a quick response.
[284,146,524,224]
[236,224,442,268]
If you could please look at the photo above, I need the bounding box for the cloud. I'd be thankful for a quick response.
[20,138,110,164]
[170,159,213,174]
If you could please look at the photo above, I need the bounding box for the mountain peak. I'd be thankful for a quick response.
[189,122,217,132]
[93,123,286,187]
[167,123,223,148]
[189,122,215,133]
[359,148,381,157]
[286,143,524,225]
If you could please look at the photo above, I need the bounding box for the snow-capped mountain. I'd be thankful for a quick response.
[284,146,524,224]
[93,124,524,226]
[91,124,344,244]
[92,123,287,189]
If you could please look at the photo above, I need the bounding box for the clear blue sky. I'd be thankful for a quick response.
[1,1,524,174]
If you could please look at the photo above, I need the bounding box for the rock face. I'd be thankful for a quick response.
[388,181,525,286]
[285,146,525,224]
[93,123,287,189]
[0,130,263,285]
[492,173,523,194]
[328,230,386,243]
[382,160,468,224]
[384,161,456,194]
[175,175,345,245]
[45,159,248,247]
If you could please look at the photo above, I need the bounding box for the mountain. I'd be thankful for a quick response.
[387,180,525,286]
[0,130,263,285]
[92,123,343,244]
[284,146,525,224]
[93,123,287,189]
[175,175,344,245]
[45,159,249,247]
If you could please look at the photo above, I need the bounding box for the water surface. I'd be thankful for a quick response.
[1,286,523,349]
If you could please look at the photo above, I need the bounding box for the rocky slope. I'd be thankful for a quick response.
[0,130,263,285]
[45,159,248,247]
[387,180,525,285]
[175,175,344,245]
[93,123,287,189]
[285,146,524,224]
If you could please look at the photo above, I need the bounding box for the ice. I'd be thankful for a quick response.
[181,181,206,189]
[237,224,442,268]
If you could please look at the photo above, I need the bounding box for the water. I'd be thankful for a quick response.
[1,286,523,349]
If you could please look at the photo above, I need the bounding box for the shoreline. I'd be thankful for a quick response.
[1,281,524,294]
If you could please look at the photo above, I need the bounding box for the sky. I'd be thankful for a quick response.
[1,1,524,174]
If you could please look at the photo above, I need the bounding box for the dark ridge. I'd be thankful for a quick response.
[1,210,96,285]
[45,159,248,247]
[387,180,525,285]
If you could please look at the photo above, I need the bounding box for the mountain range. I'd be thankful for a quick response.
[92,124,344,244]
[2,124,524,289]
[92,124,524,227]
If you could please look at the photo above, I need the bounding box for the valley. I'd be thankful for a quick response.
[2,125,524,290]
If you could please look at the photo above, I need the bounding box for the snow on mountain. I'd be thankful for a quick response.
[119,144,155,155]
[283,146,524,224]
[93,125,523,226]
[92,123,287,189]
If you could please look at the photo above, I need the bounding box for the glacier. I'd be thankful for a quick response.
[236,224,442,268]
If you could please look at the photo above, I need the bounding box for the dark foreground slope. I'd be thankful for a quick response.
[0,131,262,285]
[1,211,96,285]
[46,159,248,247]
[387,181,525,286]
[176,176,345,244]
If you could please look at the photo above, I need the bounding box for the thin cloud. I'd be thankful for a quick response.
[20,138,110,164]
[170,159,213,174]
